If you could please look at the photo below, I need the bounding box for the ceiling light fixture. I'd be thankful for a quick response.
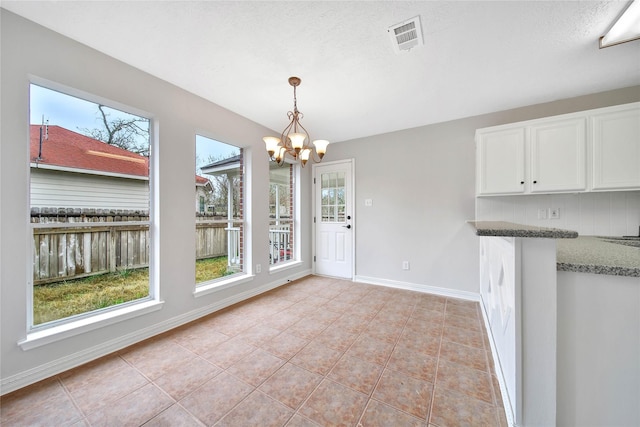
[600,0,640,48]
[263,77,329,167]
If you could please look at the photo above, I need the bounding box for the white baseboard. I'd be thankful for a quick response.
[0,269,311,395]
[354,275,480,302]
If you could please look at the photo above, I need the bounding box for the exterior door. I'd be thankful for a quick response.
[313,160,353,279]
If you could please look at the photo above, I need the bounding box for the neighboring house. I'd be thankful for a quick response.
[200,154,241,216]
[195,175,212,214]
[29,125,210,212]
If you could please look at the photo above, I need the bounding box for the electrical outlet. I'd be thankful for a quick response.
[549,208,560,219]
[364,199,373,207]
[256,264,261,274]
[402,261,410,270]
[537,208,547,220]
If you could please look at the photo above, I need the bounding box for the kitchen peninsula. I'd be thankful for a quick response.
[469,220,640,427]
[469,220,577,427]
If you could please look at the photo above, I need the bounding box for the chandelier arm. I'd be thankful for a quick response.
[279,113,297,155]
[294,120,311,147]
[310,147,322,163]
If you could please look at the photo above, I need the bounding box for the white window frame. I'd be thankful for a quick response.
[193,137,251,297]
[22,78,161,349]
[269,161,302,273]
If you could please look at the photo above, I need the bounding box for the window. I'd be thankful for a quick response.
[321,171,346,222]
[198,196,205,214]
[269,162,296,266]
[29,84,151,327]
[195,135,244,285]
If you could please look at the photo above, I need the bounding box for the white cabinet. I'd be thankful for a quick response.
[477,128,526,195]
[476,117,586,195]
[530,117,586,193]
[591,104,640,190]
[476,102,639,196]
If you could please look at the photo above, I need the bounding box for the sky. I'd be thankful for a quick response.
[30,84,239,173]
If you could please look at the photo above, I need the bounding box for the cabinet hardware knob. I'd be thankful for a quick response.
[520,181,524,184]
[533,180,537,184]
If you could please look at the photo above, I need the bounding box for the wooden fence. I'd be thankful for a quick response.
[32,213,229,285]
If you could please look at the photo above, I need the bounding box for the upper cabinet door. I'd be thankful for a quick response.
[591,105,640,190]
[477,127,526,195]
[530,117,586,193]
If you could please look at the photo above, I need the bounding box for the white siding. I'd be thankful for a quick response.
[30,168,149,211]
[195,186,207,213]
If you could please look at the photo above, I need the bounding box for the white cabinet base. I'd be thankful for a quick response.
[557,271,640,426]
[480,236,557,427]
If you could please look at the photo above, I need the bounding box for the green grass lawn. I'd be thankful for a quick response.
[34,256,230,325]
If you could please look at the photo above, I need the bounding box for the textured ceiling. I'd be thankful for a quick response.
[3,1,639,143]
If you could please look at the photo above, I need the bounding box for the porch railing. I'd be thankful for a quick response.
[225,226,241,269]
[269,225,291,264]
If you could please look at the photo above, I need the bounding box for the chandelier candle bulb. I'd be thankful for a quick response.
[300,148,311,166]
[263,136,281,157]
[289,133,306,152]
[313,140,329,158]
[263,76,329,167]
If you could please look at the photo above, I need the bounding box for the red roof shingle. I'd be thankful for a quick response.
[30,125,209,185]
[30,125,149,177]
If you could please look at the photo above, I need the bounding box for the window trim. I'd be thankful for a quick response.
[193,273,255,298]
[19,299,164,351]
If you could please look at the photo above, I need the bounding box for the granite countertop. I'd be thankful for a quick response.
[557,236,640,277]
[468,220,579,239]
[468,220,639,277]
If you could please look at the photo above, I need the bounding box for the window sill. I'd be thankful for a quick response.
[194,273,254,298]
[269,260,303,274]
[19,299,164,351]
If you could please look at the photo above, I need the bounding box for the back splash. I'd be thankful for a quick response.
[476,191,640,237]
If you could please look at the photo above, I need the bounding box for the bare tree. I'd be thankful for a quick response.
[79,105,150,156]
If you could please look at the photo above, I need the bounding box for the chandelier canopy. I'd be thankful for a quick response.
[263,77,329,167]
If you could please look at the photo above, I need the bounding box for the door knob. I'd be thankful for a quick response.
[342,224,351,229]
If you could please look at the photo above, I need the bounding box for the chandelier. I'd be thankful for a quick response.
[263,77,329,167]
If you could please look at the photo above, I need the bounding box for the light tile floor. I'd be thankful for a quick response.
[0,275,508,426]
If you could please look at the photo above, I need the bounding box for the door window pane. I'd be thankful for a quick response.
[320,171,346,223]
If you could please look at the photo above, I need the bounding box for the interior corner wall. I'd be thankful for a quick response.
[323,85,640,296]
[0,9,313,394]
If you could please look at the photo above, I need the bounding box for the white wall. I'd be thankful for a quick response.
[325,120,480,296]
[325,86,640,296]
[1,10,313,393]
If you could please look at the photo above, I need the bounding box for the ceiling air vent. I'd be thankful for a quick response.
[388,16,423,53]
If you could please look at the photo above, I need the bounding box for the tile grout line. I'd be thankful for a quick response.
[426,298,448,426]
[288,285,383,425]
[55,376,88,425]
